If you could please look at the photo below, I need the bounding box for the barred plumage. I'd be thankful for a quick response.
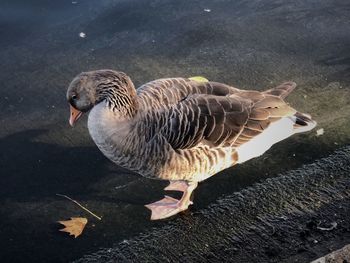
[67,70,316,219]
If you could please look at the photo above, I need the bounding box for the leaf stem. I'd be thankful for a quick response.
[56,194,102,220]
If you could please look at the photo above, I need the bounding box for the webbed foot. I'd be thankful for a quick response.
[145,181,198,220]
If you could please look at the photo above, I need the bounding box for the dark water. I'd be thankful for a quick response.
[0,0,349,262]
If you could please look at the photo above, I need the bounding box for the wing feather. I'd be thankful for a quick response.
[263,81,296,99]
[139,79,298,150]
[249,108,270,120]
[137,78,239,111]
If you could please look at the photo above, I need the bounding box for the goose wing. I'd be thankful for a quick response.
[158,89,296,150]
[137,78,239,111]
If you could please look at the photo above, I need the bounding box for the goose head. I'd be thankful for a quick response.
[66,69,137,126]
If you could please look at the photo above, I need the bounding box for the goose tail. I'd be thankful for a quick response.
[293,112,317,133]
[263,81,296,99]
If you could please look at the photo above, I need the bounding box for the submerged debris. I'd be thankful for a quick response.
[316,128,324,136]
[317,222,337,231]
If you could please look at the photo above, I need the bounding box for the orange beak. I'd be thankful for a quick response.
[69,105,83,127]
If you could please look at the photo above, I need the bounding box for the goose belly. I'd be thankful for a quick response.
[236,117,295,164]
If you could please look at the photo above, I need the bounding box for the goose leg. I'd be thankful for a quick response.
[145,181,198,220]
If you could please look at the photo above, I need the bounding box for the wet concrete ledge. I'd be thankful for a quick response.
[311,244,350,263]
[75,146,350,262]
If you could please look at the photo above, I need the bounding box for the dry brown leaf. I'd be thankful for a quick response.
[58,217,88,238]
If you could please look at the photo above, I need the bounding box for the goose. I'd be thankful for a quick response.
[66,70,316,220]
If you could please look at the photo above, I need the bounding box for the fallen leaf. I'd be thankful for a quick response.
[58,217,88,238]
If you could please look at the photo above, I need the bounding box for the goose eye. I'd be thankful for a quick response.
[72,94,78,100]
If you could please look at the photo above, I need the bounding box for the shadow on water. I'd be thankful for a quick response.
[0,129,112,200]
[0,129,158,262]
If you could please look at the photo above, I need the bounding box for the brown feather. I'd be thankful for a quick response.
[266,105,296,117]
[263,81,296,99]
[236,91,265,102]
[249,108,270,120]
[254,96,286,108]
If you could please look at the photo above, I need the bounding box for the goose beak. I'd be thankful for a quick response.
[69,105,83,127]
